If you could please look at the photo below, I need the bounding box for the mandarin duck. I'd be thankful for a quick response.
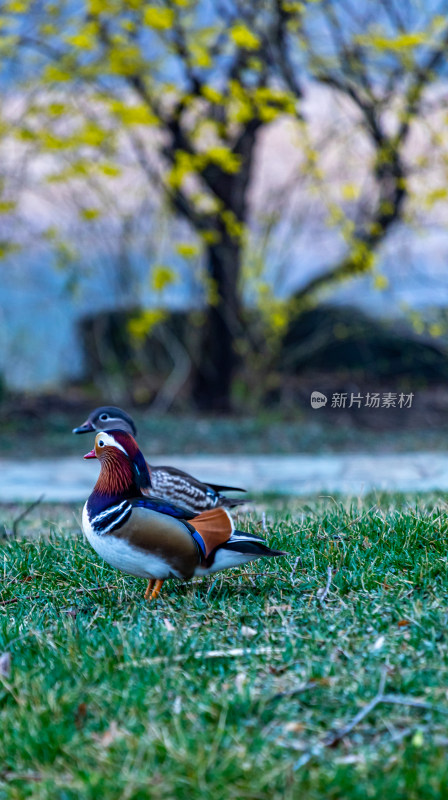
[82,430,286,601]
[73,406,246,514]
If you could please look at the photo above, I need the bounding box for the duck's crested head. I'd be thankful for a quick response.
[84,430,151,498]
[84,430,140,461]
[73,406,137,436]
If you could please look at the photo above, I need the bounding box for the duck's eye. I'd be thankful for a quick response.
[100,413,109,421]
[98,440,105,447]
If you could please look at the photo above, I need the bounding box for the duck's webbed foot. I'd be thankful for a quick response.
[144,579,164,602]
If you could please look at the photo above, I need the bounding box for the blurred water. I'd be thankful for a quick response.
[0,250,195,390]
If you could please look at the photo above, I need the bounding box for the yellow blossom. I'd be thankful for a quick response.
[176,243,199,258]
[230,23,260,50]
[373,274,388,290]
[143,6,175,30]
[151,264,177,292]
[128,309,167,340]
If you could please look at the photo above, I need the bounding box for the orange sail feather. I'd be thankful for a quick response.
[191,507,234,557]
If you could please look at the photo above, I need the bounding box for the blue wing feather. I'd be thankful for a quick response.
[131,496,196,520]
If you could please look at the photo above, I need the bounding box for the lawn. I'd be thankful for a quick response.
[1,495,448,799]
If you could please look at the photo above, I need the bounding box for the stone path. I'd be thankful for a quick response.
[1,452,447,502]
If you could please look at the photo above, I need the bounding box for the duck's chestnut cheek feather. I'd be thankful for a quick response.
[84,449,97,459]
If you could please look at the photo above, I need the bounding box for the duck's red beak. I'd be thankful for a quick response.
[83,448,97,459]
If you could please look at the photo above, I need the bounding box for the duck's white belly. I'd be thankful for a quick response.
[82,503,174,580]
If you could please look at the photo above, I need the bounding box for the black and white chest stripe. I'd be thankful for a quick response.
[89,500,132,535]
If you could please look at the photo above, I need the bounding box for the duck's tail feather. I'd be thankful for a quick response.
[215,496,248,508]
[194,528,287,575]
[223,529,287,557]
[221,540,287,558]
[208,483,247,493]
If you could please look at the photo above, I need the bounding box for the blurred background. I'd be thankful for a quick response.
[1,0,448,460]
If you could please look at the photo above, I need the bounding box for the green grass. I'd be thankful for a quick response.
[2,495,448,798]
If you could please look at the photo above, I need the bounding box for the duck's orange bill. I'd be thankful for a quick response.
[83,449,97,459]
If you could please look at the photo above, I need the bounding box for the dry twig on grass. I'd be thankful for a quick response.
[290,556,301,582]
[294,671,448,771]
[317,565,333,604]
[1,495,45,539]
[12,495,45,537]
[270,681,317,703]
[118,646,283,669]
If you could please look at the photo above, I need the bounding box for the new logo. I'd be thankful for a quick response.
[311,391,327,409]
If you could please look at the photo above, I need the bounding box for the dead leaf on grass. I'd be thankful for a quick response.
[74,702,87,729]
[312,677,333,687]
[283,721,305,733]
[268,664,290,675]
[173,696,182,714]
[334,754,365,765]
[266,604,292,615]
[0,652,11,678]
[235,672,246,693]
[276,736,308,751]
[92,721,126,747]
[2,771,42,782]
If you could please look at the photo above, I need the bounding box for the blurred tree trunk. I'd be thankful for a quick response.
[193,236,242,411]
[188,120,260,410]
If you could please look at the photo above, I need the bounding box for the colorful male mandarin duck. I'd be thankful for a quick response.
[82,430,286,601]
[73,406,245,513]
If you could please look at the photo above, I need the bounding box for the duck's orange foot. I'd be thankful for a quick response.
[144,579,155,600]
[144,579,164,602]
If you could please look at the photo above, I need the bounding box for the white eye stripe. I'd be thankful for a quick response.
[96,431,128,455]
